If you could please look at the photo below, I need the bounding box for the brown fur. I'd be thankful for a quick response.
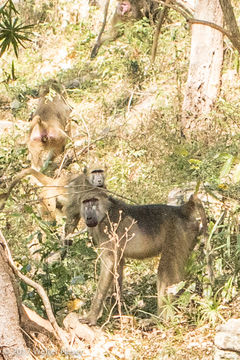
[0,168,73,221]
[91,0,160,57]
[79,189,208,325]
[0,167,106,223]
[28,81,72,170]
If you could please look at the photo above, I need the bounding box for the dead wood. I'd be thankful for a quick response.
[0,230,69,348]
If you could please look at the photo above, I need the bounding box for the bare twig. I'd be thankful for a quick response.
[187,18,231,38]
[100,214,136,330]
[91,0,111,58]
[151,0,170,63]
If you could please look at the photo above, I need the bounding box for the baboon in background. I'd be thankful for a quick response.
[91,0,160,58]
[64,168,106,237]
[79,188,208,325]
[0,167,72,220]
[28,80,72,171]
[0,166,106,223]
[84,165,106,188]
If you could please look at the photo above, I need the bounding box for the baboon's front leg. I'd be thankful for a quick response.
[64,213,81,237]
[84,250,115,325]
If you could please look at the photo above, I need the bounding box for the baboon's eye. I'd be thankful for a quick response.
[83,198,98,205]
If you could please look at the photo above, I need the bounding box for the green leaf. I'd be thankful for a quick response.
[232,161,240,183]
[11,35,19,57]
[188,158,202,165]
[11,59,15,79]
[219,154,234,180]
[0,38,10,56]
[0,11,34,57]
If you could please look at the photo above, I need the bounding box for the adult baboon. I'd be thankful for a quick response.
[0,166,106,223]
[64,168,106,236]
[0,168,73,220]
[79,188,208,325]
[28,80,72,171]
[84,166,106,188]
[91,0,160,58]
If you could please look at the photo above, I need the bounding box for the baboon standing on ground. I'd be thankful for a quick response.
[79,188,208,325]
[28,80,72,171]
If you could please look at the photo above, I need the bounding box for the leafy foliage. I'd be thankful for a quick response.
[1,1,240,357]
[0,0,34,57]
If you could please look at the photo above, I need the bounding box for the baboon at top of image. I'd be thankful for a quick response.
[28,79,72,171]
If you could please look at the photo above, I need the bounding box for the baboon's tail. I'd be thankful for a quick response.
[0,168,54,211]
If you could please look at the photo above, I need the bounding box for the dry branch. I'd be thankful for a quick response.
[91,0,111,58]
[219,0,240,53]
[158,0,240,54]
[0,230,69,348]
[151,0,170,63]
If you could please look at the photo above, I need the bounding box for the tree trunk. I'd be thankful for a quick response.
[0,247,33,360]
[181,0,223,140]
[219,0,240,53]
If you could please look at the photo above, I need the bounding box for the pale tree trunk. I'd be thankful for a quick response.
[181,0,223,139]
[0,248,33,360]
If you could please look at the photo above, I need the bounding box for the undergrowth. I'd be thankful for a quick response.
[0,1,240,358]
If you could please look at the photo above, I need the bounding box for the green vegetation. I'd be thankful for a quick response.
[0,1,240,358]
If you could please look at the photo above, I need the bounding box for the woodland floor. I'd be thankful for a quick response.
[1,2,240,359]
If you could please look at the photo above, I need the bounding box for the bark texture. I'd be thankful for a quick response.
[181,0,223,139]
[219,0,240,53]
[0,248,33,360]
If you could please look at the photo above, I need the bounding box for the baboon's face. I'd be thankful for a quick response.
[117,1,131,16]
[89,170,105,187]
[81,198,100,227]
[81,194,110,227]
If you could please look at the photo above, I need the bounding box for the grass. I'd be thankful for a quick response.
[1,1,240,358]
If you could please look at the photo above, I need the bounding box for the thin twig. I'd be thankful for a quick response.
[91,0,111,58]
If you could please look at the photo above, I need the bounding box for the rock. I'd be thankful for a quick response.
[214,319,240,360]
[63,312,98,343]
[10,99,21,110]
[214,348,240,360]
[65,79,81,89]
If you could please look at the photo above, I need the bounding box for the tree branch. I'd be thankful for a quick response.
[158,0,240,54]
[187,18,231,38]
[91,0,111,58]
[219,0,240,53]
[0,230,69,348]
[151,0,170,63]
